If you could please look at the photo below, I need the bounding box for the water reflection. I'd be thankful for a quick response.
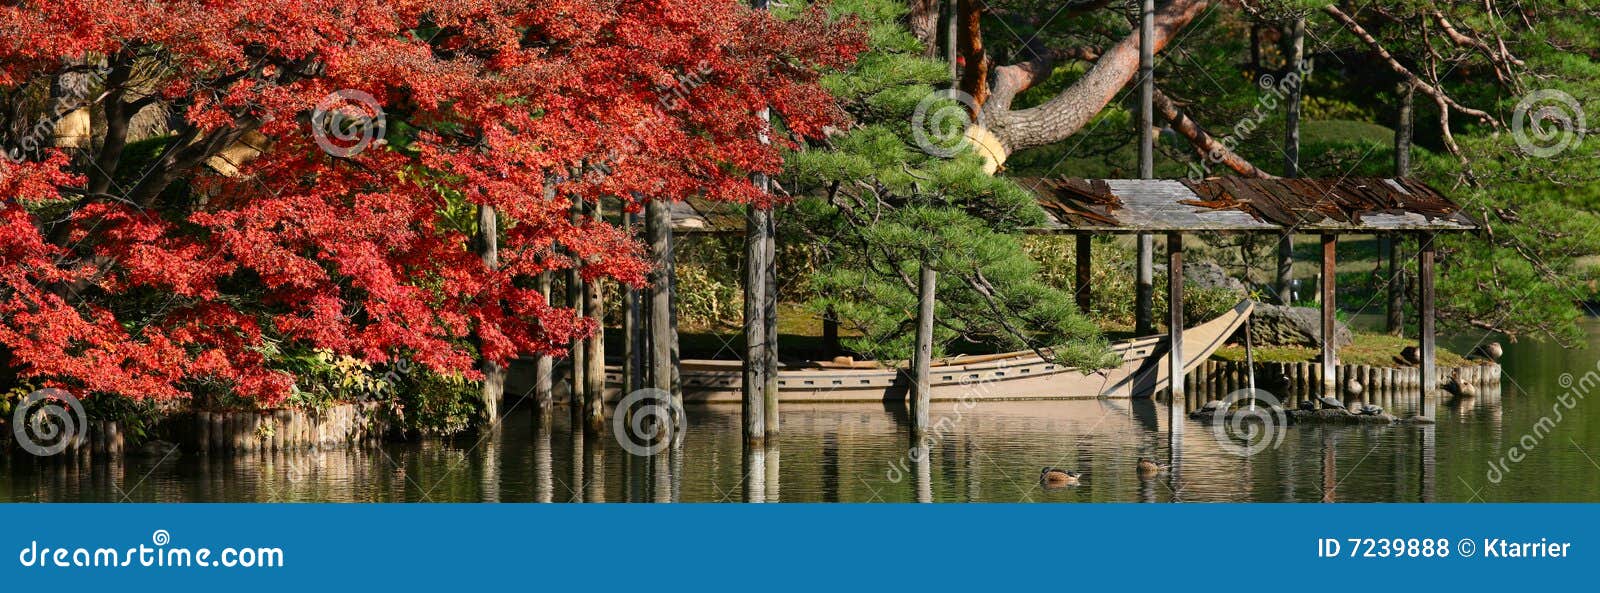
[4,323,1598,503]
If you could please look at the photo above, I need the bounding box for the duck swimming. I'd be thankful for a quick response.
[1041,468,1081,487]
[1136,457,1167,476]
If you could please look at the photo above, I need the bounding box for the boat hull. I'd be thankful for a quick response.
[601,300,1253,403]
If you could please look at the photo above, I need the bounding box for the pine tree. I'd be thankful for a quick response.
[781,0,1118,369]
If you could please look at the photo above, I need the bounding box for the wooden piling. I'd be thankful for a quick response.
[743,205,768,445]
[568,198,586,414]
[763,208,780,437]
[477,203,505,423]
[647,200,676,410]
[1321,233,1338,396]
[1167,233,1184,433]
[912,262,937,434]
[536,271,555,417]
[1419,233,1437,418]
[583,200,606,431]
[196,412,211,455]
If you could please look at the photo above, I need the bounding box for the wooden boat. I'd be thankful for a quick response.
[603,300,1254,403]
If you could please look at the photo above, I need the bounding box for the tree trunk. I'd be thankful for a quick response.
[1388,83,1414,334]
[568,199,586,421]
[477,204,504,423]
[583,199,606,432]
[1284,17,1305,178]
[762,209,779,437]
[647,200,676,407]
[535,271,554,421]
[908,0,942,57]
[979,0,1211,158]
[743,205,768,445]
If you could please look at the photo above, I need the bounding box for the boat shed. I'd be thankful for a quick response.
[1020,176,1479,421]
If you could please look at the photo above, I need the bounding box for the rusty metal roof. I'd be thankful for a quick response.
[1022,177,1478,233]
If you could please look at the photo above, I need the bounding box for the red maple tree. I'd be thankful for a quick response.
[0,0,861,405]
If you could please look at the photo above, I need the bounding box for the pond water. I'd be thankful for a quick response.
[5,320,1600,503]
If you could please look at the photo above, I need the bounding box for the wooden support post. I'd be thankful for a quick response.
[476,205,504,423]
[1321,233,1338,395]
[1134,0,1154,336]
[647,200,675,406]
[1166,233,1184,433]
[535,272,554,418]
[1137,236,1154,334]
[912,262,937,434]
[622,211,642,393]
[743,206,768,445]
[567,199,586,417]
[583,200,606,431]
[1075,234,1092,314]
[763,210,780,437]
[1419,233,1437,419]
[1384,234,1404,334]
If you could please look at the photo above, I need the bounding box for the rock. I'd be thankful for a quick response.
[1249,304,1353,349]
[1154,261,1247,295]
[1288,409,1396,425]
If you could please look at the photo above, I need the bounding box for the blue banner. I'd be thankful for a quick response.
[1,503,1590,591]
